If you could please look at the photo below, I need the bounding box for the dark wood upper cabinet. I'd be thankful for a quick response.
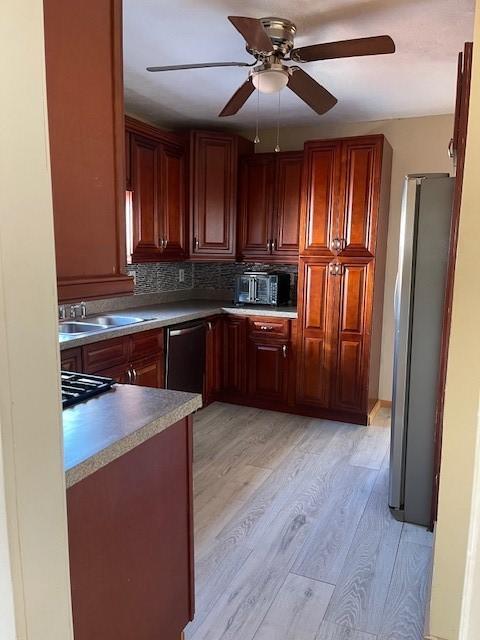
[299,142,341,257]
[238,155,275,259]
[126,117,187,263]
[160,143,187,259]
[238,151,302,262]
[272,152,303,260]
[129,132,162,257]
[189,130,252,260]
[44,0,133,302]
[337,137,384,258]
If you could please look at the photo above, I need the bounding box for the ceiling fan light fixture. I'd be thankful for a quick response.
[251,67,289,94]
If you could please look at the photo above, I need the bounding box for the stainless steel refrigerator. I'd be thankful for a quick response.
[389,174,454,526]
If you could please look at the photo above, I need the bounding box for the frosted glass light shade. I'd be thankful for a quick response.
[252,69,289,94]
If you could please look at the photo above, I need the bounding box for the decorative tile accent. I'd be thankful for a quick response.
[126,261,298,303]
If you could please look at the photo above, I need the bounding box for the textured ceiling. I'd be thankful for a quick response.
[123,0,475,129]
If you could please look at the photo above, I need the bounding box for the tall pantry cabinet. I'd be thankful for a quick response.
[296,135,392,424]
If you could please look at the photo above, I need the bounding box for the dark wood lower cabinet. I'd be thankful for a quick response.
[247,338,289,404]
[67,416,194,640]
[60,347,83,372]
[60,328,165,390]
[222,315,247,396]
[205,316,223,405]
[131,355,164,388]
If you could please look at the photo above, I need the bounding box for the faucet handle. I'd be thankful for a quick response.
[80,302,87,319]
[58,305,67,321]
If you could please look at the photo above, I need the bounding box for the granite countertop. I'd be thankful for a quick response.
[64,385,202,488]
[59,299,298,350]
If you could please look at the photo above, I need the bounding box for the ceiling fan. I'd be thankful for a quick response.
[146,16,396,117]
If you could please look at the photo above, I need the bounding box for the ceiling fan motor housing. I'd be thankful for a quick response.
[246,17,296,58]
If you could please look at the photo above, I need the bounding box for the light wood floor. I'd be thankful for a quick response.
[185,403,433,640]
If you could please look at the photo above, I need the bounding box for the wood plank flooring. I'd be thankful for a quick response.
[185,403,433,640]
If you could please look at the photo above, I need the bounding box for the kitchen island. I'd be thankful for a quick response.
[64,384,202,640]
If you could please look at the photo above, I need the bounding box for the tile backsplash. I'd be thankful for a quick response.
[126,261,298,303]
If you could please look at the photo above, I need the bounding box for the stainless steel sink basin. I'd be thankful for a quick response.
[85,315,146,327]
[58,322,103,335]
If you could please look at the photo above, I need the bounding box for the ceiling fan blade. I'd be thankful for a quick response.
[228,16,273,54]
[288,68,337,115]
[291,35,395,62]
[219,79,255,117]
[146,61,253,72]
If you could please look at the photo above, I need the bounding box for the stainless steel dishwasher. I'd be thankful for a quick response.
[165,320,206,394]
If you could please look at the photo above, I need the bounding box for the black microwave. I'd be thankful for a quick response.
[234,272,290,306]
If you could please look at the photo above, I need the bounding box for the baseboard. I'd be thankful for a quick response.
[368,399,392,425]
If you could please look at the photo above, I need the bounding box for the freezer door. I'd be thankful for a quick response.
[389,176,420,510]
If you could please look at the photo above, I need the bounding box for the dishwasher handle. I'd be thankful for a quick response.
[168,324,206,337]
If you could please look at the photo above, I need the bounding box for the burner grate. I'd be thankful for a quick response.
[61,371,116,408]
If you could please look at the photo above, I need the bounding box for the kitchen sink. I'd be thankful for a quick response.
[59,315,149,336]
[85,315,146,327]
[58,322,103,335]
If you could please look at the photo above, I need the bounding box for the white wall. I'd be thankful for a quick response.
[0,1,73,638]
[429,3,480,637]
[242,114,454,400]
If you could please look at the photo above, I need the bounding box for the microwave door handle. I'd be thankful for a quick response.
[248,278,254,303]
[253,278,258,302]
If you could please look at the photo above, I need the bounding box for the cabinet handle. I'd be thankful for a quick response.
[282,344,288,359]
[131,367,137,384]
[272,239,277,251]
[331,237,347,252]
[127,368,133,384]
[329,262,344,276]
[260,325,273,331]
[266,240,271,252]
[194,237,199,250]
[448,137,455,160]
[164,238,168,249]
[207,321,213,332]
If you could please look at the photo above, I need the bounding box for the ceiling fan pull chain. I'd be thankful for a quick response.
[275,91,281,153]
[254,86,260,144]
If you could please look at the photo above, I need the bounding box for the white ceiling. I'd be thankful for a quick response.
[123,0,475,130]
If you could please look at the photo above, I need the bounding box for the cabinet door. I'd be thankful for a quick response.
[238,154,275,259]
[299,141,341,257]
[160,143,186,259]
[205,316,223,405]
[222,316,246,395]
[130,132,161,259]
[337,138,383,257]
[61,347,83,372]
[67,416,194,640]
[44,0,133,302]
[190,131,237,259]
[331,261,372,413]
[296,259,335,408]
[272,152,303,260]
[248,339,289,404]
[95,364,130,384]
[131,356,165,389]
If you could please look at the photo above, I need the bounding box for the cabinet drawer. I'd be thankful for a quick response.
[130,328,164,361]
[83,337,130,374]
[247,316,290,340]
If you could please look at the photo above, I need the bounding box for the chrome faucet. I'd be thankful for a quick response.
[68,302,87,320]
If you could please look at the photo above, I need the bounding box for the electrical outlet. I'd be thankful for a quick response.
[178,268,185,283]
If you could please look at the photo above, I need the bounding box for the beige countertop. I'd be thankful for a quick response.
[59,299,298,350]
[63,385,202,488]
